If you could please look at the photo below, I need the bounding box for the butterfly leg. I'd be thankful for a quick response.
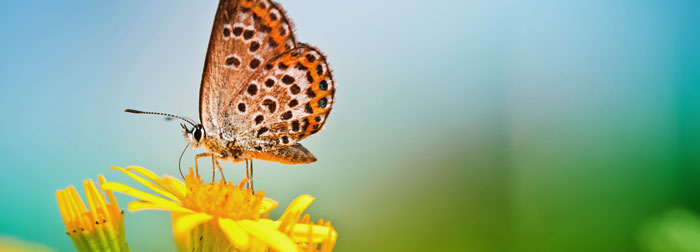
[245,159,250,189]
[250,159,254,192]
[194,153,211,176]
[212,154,226,182]
[244,159,254,192]
[211,155,216,182]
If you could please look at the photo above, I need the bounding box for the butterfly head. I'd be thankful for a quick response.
[182,123,206,147]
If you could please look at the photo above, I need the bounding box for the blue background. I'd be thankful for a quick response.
[1,0,699,251]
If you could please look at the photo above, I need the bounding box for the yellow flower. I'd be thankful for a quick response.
[102,166,336,252]
[275,199,337,252]
[56,175,129,252]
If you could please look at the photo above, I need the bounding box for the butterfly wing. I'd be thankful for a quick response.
[199,0,336,161]
[232,44,336,152]
[199,0,296,138]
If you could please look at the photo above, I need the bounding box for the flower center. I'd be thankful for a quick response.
[183,172,265,220]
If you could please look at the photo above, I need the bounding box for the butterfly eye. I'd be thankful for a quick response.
[193,126,204,142]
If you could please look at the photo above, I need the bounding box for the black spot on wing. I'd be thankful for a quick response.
[282,75,294,84]
[280,111,292,120]
[255,115,264,125]
[256,127,269,137]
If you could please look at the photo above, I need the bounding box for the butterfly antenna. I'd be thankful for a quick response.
[124,109,197,126]
[178,143,189,180]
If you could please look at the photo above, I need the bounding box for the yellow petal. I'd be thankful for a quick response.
[127,201,192,213]
[111,166,181,203]
[279,195,314,221]
[289,223,337,243]
[125,166,186,199]
[67,186,88,213]
[239,219,297,252]
[259,198,278,215]
[162,175,187,199]
[82,180,100,223]
[101,182,182,210]
[218,218,250,250]
[65,186,89,228]
[278,195,315,232]
[98,175,121,221]
[172,213,213,235]
[123,166,162,182]
[84,179,114,227]
[257,219,279,229]
[56,190,74,231]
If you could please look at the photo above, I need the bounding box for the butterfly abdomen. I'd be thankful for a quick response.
[245,143,316,164]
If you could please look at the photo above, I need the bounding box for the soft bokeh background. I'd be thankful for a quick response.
[1,0,699,251]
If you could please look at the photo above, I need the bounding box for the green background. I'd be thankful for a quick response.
[1,0,699,251]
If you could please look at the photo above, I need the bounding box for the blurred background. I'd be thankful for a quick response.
[1,0,699,251]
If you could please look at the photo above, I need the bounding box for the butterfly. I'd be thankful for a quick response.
[126,0,335,182]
